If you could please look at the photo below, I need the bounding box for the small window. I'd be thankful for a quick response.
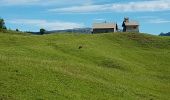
[133,26,137,29]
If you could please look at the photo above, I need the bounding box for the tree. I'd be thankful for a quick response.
[116,23,118,31]
[40,28,46,35]
[0,18,6,29]
[122,21,126,32]
[16,29,19,32]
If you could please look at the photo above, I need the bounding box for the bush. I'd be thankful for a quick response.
[40,28,46,35]
[0,18,6,30]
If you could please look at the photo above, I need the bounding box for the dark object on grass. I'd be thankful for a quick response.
[78,46,83,49]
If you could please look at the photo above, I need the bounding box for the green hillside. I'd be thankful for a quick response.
[0,32,170,100]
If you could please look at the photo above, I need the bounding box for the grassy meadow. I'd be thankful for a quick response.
[0,31,170,100]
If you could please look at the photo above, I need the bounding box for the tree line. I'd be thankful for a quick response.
[159,32,170,36]
[0,18,46,35]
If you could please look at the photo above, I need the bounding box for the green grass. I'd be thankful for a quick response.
[0,31,170,100]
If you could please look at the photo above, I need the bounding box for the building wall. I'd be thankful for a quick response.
[92,28,115,33]
[126,26,139,32]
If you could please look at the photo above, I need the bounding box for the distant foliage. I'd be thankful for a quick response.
[0,18,7,30]
[40,28,46,35]
[159,32,170,36]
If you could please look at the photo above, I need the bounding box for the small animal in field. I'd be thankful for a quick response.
[78,46,83,49]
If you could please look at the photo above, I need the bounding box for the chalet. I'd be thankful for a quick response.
[92,22,118,34]
[122,17,139,32]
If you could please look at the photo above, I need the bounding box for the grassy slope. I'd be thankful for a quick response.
[0,32,170,100]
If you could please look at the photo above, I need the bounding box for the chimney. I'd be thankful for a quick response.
[124,17,129,23]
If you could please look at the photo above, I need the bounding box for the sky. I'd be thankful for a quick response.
[1,0,170,35]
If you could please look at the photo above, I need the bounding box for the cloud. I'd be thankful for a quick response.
[8,19,84,30]
[48,0,170,13]
[49,4,109,13]
[137,16,157,19]
[137,16,170,24]
[94,18,105,21]
[0,0,93,6]
[0,0,40,5]
[147,18,170,23]
[2,0,170,13]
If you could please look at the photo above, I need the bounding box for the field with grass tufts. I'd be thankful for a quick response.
[0,32,170,100]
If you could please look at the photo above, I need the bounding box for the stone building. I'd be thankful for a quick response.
[122,17,139,32]
[92,22,118,33]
